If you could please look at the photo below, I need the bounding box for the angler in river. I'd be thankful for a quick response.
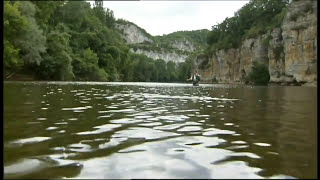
[187,70,201,86]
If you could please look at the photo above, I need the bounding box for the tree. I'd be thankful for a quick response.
[38,24,74,80]
[155,59,168,82]
[82,48,108,81]
[248,61,270,85]
[177,57,193,82]
[105,8,115,28]
[4,40,22,73]
[167,61,178,82]
[5,0,209,83]
[93,0,105,24]
[94,0,103,8]
[17,1,46,66]
[206,0,289,52]
[52,1,91,30]
[31,1,63,32]
[3,2,28,72]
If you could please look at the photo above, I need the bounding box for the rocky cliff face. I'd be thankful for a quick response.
[279,0,317,85]
[197,0,317,86]
[116,22,194,62]
[130,48,188,63]
[197,34,271,84]
[115,23,153,44]
[170,39,195,52]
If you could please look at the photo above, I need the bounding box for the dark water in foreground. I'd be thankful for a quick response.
[4,82,317,179]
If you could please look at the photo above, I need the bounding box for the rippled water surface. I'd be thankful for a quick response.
[4,82,317,179]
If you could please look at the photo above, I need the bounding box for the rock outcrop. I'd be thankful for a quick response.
[115,23,153,44]
[170,39,195,52]
[130,48,188,63]
[197,0,317,86]
[116,22,194,63]
[279,0,317,86]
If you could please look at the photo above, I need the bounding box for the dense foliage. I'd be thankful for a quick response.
[120,24,209,58]
[248,61,270,85]
[4,1,194,82]
[155,29,209,51]
[206,0,290,52]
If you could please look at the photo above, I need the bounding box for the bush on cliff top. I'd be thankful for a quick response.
[206,0,290,52]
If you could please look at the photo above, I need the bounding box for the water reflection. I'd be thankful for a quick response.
[4,82,317,179]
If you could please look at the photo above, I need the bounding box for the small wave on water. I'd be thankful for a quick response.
[4,82,316,179]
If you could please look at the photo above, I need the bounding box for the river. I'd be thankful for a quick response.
[3,81,317,179]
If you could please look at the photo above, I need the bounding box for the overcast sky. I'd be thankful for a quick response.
[90,1,249,36]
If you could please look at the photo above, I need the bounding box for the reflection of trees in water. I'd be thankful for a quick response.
[248,86,284,177]
[4,83,48,165]
[208,86,317,178]
[272,87,317,178]
[4,83,45,138]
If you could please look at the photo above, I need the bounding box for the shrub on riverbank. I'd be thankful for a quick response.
[249,61,270,85]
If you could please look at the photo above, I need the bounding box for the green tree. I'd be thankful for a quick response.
[177,58,193,82]
[17,1,46,66]
[155,59,168,82]
[94,0,103,8]
[105,8,115,28]
[3,2,28,72]
[31,1,63,32]
[52,1,91,30]
[248,61,270,85]
[4,40,22,73]
[93,0,105,24]
[206,0,289,52]
[83,48,108,81]
[167,61,178,82]
[37,24,74,80]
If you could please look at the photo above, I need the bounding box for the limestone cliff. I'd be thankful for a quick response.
[169,39,196,52]
[115,23,153,44]
[197,0,317,86]
[116,20,207,63]
[130,48,188,63]
[116,23,193,62]
[279,0,317,85]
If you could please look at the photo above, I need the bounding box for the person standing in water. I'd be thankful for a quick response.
[187,70,201,86]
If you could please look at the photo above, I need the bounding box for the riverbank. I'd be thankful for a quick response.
[200,80,317,87]
[4,73,316,87]
[4,72,37,81]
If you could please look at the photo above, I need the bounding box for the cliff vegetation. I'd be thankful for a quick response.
[199,0,317,86]
[4,0,195,82]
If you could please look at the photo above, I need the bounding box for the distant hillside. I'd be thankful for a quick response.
[114,19,209,64]
[154,29,209,52]
[115,19,209,52]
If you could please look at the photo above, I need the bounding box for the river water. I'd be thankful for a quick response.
[4,82,317,179]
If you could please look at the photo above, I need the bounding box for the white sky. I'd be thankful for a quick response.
[89,1,249,36]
